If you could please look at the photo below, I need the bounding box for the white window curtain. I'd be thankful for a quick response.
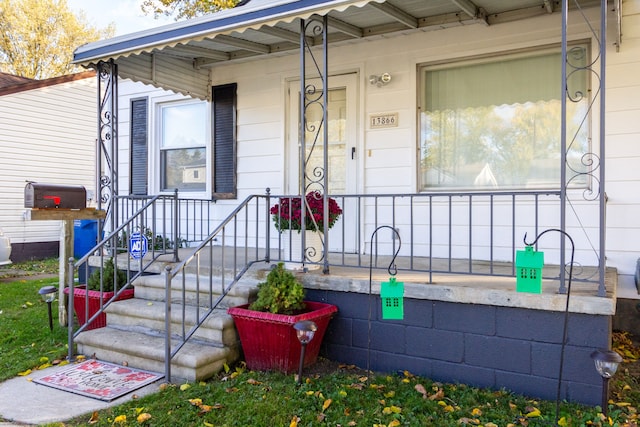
[420,46,589,190]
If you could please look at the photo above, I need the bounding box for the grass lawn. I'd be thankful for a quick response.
[0,276,68,383]
[1,259,639,426]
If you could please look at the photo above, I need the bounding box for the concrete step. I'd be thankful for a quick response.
[105,298,239,347]
[73,266,259,383]
[133,273,259,307]
[75,327,238,382]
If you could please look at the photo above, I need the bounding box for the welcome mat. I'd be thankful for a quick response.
[34,359,163,401]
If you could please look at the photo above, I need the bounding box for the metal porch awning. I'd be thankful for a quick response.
[72,0,608,100]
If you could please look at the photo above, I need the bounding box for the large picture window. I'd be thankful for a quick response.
[160,101,208,192]
[419,45,590,190]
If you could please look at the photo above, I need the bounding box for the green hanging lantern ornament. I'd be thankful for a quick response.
[515,244,544,293]
[381,276,404,320]
[368,226,404,322]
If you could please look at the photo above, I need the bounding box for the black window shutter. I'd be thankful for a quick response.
[212,83,237,199]
[130,98,148,195]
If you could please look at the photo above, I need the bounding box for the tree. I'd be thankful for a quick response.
[0,0,114,79]
[142,0,240,20]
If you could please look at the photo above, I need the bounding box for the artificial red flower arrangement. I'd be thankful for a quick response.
[270,191,342,233]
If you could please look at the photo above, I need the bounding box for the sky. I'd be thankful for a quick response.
[66,0,176,37]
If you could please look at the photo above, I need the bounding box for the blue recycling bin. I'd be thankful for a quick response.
[74,219,98,283]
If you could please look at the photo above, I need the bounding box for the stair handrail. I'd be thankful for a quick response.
[67,193,179,361]
[163,193,271,381]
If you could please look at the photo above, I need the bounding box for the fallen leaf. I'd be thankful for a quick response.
[18,369,31,376]
[180,384,191,391]
[289,415,299,427]
[247,378,262,385]
[429,389,444,401]
[415,383,427,399]
[388,420,401,427]
[137,413,152,423]
[317,413,326,422]
[525,407,541,418]
[189,398,203,406]
[88,411,99,424]
[199,405,213,414]
[113,414,127,424]
[322,398,332,412]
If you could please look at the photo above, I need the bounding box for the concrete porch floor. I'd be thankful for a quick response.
[120,245,617,317]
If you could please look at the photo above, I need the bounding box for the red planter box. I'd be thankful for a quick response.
[228,301,337,373]
[64,286,135,330]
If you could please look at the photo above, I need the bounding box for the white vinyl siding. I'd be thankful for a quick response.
[0,75,97,245]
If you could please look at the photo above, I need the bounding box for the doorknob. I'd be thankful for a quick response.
[351,147,356,159]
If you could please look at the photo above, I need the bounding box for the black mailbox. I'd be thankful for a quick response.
[24,183,87,209]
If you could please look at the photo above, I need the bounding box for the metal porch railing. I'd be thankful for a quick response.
[66,189,603,378]
[161,188,605,380]
[66,193,179,361]
[162,194,272,381]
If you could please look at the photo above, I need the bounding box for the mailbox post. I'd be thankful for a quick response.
[24,183,106,326]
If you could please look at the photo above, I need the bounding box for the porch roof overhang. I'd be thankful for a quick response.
[72,0,608,100]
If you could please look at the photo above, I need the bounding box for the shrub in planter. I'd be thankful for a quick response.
[66,258,134,330]
[228,263,337,373]
[249,262,306,314]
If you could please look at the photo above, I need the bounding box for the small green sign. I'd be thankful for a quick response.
[515,245,544,293]
[381,277,404,320]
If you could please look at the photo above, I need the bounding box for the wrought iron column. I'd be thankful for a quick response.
[561,0,607,296]
[299,15,329,273]
[96,60,119,245]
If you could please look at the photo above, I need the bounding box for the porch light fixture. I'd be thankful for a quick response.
[591,349,623,416]
[38,285,57,331]
[369,72,391,87]
[294,320,317,384]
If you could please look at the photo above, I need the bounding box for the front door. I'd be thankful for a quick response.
[287,73,358,252]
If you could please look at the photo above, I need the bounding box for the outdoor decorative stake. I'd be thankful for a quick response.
[515,245,544,293]
[367,225,402,377]
[381,277,404,320]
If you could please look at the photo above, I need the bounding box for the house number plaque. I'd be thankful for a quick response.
[369,113,398,129]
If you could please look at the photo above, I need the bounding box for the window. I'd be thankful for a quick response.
[419,45,590,190]
[160,101,208,192]
[137,83,237,198]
